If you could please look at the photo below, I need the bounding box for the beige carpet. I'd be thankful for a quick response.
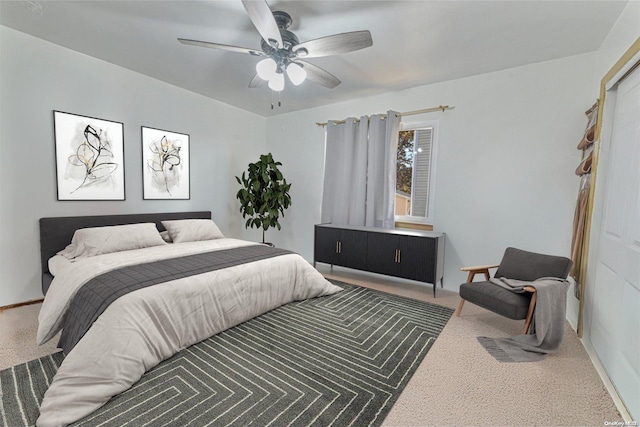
[0,268,623,426]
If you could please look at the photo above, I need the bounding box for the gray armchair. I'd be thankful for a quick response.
[456,247,572,334]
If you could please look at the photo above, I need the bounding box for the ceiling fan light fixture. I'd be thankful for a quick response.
[256,58,277,81]
[286,62,307,85]
[268,71,285,91]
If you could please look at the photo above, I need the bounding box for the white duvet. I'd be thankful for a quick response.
[37,238,342,427]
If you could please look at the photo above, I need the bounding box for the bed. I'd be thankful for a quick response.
[36,211,342,427]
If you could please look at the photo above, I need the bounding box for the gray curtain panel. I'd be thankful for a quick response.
[321,111,400,229]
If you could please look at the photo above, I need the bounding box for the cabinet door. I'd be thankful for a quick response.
[314,227,339,265]
[398,236,435,283]
[366,232,400,276]
[338,230,368,270]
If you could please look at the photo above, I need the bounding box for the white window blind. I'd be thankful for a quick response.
[411,128,433,217]
[395,120,438,224]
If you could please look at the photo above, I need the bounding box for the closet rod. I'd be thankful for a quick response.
[315,105,453,127]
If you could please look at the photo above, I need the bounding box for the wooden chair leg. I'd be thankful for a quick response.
[522,291,537,334]
[457,267,492,319]
[456,299,465,317]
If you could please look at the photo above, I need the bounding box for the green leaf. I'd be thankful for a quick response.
[235,153,291,234]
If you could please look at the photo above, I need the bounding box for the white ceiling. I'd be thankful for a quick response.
[0,0,628,117]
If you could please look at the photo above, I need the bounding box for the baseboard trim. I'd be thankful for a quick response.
[0,299,44,312]
[581,336,633,422]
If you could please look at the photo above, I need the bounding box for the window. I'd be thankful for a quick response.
[395,120,438,224]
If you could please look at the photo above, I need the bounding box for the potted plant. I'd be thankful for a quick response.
[235,153,292,244]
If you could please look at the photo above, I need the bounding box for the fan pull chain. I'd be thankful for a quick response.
[270,90,282,110]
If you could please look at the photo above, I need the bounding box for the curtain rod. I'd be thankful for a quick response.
[315,105,453,127]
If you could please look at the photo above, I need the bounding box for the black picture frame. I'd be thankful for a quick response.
[141,126,190,200]
[53,110,125,201]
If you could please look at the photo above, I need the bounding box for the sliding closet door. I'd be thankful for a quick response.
[589,65,640,419]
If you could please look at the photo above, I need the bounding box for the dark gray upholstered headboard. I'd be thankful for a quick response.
[39,211,211,295]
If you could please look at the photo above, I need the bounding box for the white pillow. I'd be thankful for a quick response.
[161,219,224,243]
[58,223,166,259]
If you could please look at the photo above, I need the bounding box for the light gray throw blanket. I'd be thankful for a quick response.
[477,277,569,362]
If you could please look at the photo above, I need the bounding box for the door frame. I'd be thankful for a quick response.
[577,37,640,337]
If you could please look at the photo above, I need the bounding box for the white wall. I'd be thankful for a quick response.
[585,0,640,336]
[0,26,267,306]
[265,53,596,292]
[593,1,640,80]
[2,11,629,305]
[567,1,640,332]
[580,1,640,420]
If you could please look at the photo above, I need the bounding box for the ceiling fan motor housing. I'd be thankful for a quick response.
[260,11,305,67]
[273,11,293,30]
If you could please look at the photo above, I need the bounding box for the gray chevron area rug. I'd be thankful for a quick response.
[1,280,453,427]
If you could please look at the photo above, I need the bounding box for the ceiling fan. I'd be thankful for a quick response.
[178,0,373,94]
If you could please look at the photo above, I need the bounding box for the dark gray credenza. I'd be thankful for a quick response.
[314,223,445,297]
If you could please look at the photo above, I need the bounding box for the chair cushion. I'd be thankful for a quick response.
[459,281,532,320]
[494,247,572,281]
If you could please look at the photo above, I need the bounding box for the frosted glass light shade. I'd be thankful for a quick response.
[256,58,277,81]
[286,62,307,85]
[268,72,285,91]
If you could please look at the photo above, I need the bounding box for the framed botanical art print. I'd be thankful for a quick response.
[53,111,125,200]
[141,126,190,200]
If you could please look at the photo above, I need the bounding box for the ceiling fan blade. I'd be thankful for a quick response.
[241,0,283,48]
[298,61,341,89]
[293,31,372,59]
[249,74,267,88]
[178,38,264,56]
